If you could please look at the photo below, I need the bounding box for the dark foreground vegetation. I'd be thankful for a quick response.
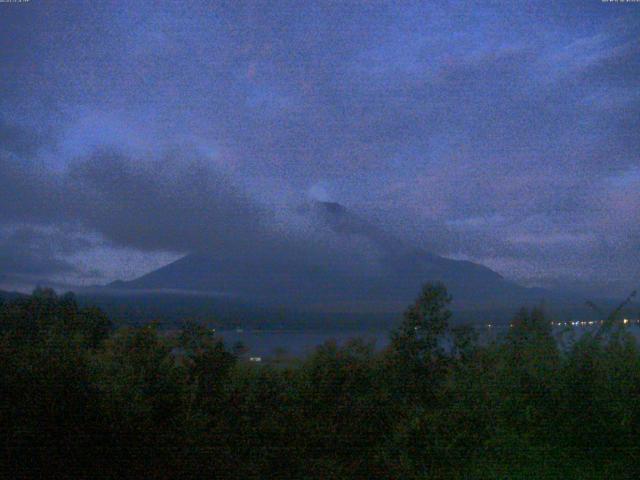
[1,286,639,479]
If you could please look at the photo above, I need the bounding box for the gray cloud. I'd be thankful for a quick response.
[0,121,50,158]
[0,226,87,290]
[1,144,266,253]
[65,148,265,254]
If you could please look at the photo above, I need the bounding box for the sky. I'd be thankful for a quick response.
[0,0,638,296]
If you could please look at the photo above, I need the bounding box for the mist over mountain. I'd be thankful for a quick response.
[104,201,551,317]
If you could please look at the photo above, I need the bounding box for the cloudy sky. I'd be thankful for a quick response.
[1,1,638,296]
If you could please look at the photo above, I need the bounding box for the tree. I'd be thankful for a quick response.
[177,320,235,408]
[391,283,452,360]
[389,283,452,401]
[0,289,107,477]
[91,324,185,477]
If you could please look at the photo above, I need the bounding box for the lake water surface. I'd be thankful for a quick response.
[218,323,640,359]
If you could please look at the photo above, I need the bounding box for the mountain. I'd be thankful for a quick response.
[103,201,550,315]
[0,289,26,302]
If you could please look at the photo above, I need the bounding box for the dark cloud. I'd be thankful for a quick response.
[1,144,265,253]
[0,121,49,158]
[65,148,265,254]
[0,152,63,225]
[0,227,83,289]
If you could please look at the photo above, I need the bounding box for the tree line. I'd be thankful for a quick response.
[1,285,639,479]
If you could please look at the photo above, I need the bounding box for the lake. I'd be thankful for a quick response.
[217,321,640,359]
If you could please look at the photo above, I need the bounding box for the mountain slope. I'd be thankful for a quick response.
[106,201,549,313]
